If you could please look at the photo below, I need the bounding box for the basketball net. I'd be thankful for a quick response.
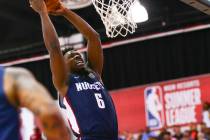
[92,0,137,38]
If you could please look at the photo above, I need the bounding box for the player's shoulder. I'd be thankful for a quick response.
[86,67,101,77]
[88,68,103,83]
[5,67,34,79]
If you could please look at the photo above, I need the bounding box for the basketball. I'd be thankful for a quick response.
[44,0,62,12]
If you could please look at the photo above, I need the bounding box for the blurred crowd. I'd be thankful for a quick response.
[118,123,210,140]
[118,102,210,140]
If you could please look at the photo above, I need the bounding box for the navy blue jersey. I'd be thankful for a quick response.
[59,72,118,139]
[0,67,22,140]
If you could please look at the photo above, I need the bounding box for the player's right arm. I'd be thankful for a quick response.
[5,68,70,140]
[30,0,68,95]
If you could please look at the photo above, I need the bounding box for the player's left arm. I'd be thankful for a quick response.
[86,32,103,77]
[63,8,103,76]
[50,7,103,76]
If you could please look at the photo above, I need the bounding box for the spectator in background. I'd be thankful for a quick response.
[118,131,130,140]
[137,130,143,140]
[173,126,183,140]
[142,127,157,140]
[190,124,198,140]
[158,128,170,140]
[118,130,143,140]
[199,122,210,140]
[162,131,172,140]
[182,130,192,140]
[203,102,210,128]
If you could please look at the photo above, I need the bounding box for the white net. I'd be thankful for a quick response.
[92,0,137,38]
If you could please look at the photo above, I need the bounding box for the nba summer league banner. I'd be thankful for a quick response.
[111,74,210,132]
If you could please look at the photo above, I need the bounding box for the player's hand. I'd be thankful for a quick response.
[29,0,48,14]
[49,4,66,16]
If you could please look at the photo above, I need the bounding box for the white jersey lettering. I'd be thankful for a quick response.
[75,82,104,92]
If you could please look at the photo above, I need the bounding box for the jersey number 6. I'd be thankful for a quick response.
[94,93,105,109]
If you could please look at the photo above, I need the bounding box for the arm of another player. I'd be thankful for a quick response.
[5,68,70,140]
[30,0,68,95]
[51,6,103,77]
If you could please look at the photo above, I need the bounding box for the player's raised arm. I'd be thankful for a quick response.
[5,68,70,140]
[30,0,68,94]
[50,7,103,77]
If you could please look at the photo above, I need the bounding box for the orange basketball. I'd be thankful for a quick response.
[44,0,62,12]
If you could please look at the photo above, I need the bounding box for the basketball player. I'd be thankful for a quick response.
[29,0,118,139]
[0,66,70,140]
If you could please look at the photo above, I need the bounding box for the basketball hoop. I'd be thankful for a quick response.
[92,0,137,38]
[61,0,92,9]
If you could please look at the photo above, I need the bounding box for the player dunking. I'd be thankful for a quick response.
[29,0,118,139]
[0,66,70,140]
